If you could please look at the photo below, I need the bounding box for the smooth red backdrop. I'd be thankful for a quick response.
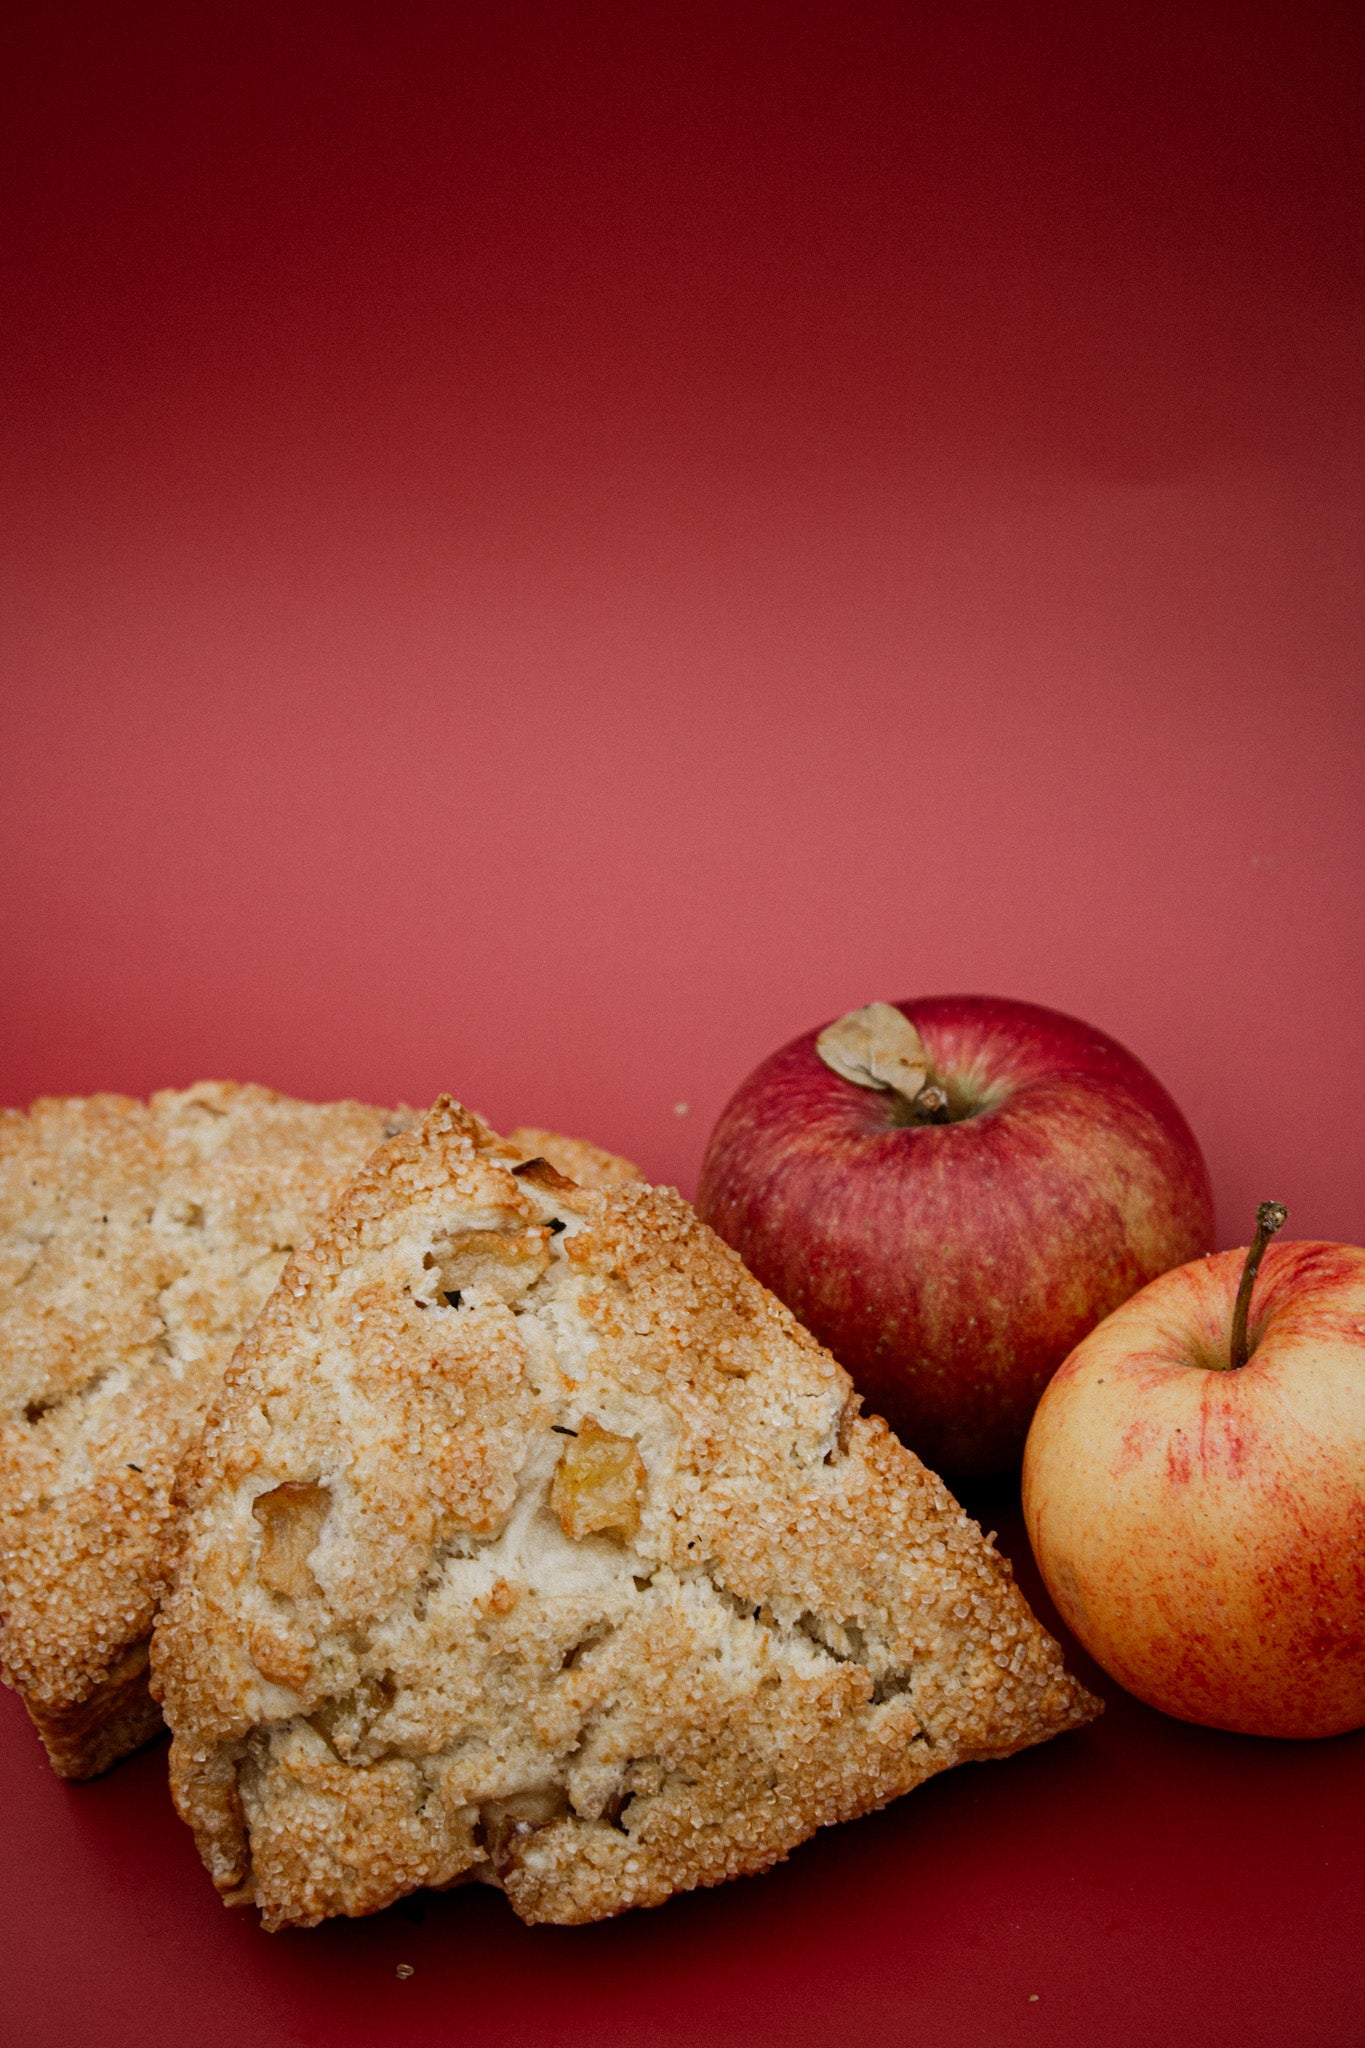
[2,5,1362,2045]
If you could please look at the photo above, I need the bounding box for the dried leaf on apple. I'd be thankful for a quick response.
[816,1003,930,1099]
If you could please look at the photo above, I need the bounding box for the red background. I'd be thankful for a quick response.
[2,5,1363,2043]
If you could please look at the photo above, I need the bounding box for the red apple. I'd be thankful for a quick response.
[696,995,1212,1474]
[1022,1215,1365,1738]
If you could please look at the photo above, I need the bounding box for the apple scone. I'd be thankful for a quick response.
[152,1100,1099,1930]
[0,1085,638,1779]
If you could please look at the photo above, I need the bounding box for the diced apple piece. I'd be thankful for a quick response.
[252,1481,331,1598]
[550,1419,645,1542]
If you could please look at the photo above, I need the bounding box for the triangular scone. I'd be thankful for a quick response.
[153,1101,1098,1930]
[0,1086,638,1780]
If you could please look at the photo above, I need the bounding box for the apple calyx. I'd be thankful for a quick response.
[816,1003,951,1123]
[1226,1200,1288,1372]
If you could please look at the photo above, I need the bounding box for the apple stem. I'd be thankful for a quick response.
[1227,1201,1288,1371]
[913,1083,951,1124]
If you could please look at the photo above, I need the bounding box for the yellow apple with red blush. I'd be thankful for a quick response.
[1023,1206,1365,1738]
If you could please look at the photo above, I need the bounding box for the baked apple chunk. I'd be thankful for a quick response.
[551,1420,646,1542]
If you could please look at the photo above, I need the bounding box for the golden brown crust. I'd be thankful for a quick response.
[153,1100,1098,1928]
[23,1638,165,1781]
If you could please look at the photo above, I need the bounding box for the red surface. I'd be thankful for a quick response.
[1,4,1363,2043]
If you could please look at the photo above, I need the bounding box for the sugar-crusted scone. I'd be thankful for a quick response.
[0,1087,633,1780]
[153,1100,1099,1930]
[0,1084,419,1778]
